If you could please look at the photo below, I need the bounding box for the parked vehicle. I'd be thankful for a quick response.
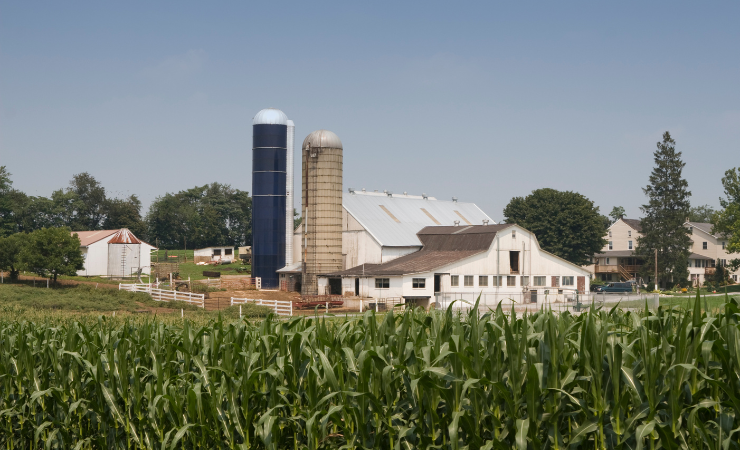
[594,282,633,293]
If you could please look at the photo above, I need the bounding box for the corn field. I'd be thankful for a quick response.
[1,293,740,449]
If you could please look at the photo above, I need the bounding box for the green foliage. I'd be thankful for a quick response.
[0,166,13,237]
[637,132,692,287]
[0,233,25,279]
[0,283,158,312]
[66,172,107,230]
[714,167,740,271]
[1,296,740,448]
[146,183,252,249]
[688,204,716,223]
[504,188,607,265]
[102,194,146,236]
[20,227,84,281]
[608,205,626,222]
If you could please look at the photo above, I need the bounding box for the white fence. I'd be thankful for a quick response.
[230,297,293,316]
[434,291,660,313]
[119,283,205,308]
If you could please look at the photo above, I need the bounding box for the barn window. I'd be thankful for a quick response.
[509,251,519,273]
[521,276,530,286]
[562,276,574,286]
[375,278,389,289]
[213,249,222,256]
[492,276,502,286]
[464,276,474,287]
[479,276,488,287]
[507,276,516,287]
[451,275,459,287]
[533,276,546,286]
[412,278,425,289]
[225,248,233,255]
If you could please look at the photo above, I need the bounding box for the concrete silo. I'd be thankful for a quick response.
[301,130,343,295]
[252,108,288,288]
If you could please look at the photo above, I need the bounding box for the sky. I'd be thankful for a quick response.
[1,1,738,222]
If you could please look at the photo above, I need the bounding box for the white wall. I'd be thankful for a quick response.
[77,240,110,276]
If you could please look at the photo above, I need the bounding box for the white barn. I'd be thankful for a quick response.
[291,190,494,269]
[193,246,235,263]
[73,229,157,277]
[319,224,591,309]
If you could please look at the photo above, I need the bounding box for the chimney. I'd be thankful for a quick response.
[483,219,489,226]
[452,197,458,203]
[454,220,460,226]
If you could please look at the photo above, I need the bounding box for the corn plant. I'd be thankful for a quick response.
[1,291,739,449]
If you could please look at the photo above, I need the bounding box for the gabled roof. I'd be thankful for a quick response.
[622,218,642,232]
[73,230,119,247]
[342,192,493,247]
[327,224,511,276]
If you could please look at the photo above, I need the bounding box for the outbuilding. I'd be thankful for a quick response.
[320,224,591,309]
[193,246,235,263]
[73,229,157,278]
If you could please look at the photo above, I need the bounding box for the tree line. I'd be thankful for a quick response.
[0,168,252,249]
[503,131,739,288]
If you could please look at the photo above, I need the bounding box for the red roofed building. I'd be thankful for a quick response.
[71,228,157,278]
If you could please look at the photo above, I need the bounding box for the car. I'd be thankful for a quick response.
[595,282,633,293]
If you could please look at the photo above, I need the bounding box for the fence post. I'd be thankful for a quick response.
[290,301,293,316]
[326,301,328,314]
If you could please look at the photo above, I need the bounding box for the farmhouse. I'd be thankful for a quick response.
[319,223,591,308]
[73,228,157,277]
[193,246,235,263]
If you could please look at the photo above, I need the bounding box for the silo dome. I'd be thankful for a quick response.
[302,130,343,149]
[253,108,289,125]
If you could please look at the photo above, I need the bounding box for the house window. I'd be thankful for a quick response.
[628,230,631,237]
[412,278,425,289]
[608,231,612,238]
[507,276,517,287]
[479,276,488,287]
[734,275,738,282]
[606,258,610,264]
[225,248,233,255]
[492,276,502,286]
[628,241,633,250]
[464,276,474,287]
[375,278,389,289]
[512,230,516,239]
[703,242,708,250]
[608,241,613,250]
[213,249,222,256]
[722,241,726,249]
[521,276,530,286]
[533,276,546,287]
[562,276,574,286]
[451,275,459,287]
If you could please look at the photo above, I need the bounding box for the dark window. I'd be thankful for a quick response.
[509,251,520,273]
[451,275,459,287]
[213,249,222,256]
[507,276,516,286]
[412,278,425,288]
[562,276,574,286]
[703,242,708,250]
[375,278,389,289]
[225,248,233,255]
[479,276,488,287]
[464,276,474,287]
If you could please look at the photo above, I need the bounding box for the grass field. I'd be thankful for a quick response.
[1,292,739,448]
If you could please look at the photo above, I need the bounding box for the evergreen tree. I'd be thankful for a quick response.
[637,132,692,288]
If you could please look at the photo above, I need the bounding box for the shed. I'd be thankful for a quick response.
[193,246,235,264]
[73,229,157,277]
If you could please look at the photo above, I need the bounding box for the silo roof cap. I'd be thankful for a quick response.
[253,108,288,125]
[302,129,343,149]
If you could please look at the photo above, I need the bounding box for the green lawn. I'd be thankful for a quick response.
[176,261,251,281]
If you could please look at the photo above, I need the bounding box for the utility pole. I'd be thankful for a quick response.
[654,249,658,292]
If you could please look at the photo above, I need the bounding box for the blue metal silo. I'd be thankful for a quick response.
[252,108,288,288]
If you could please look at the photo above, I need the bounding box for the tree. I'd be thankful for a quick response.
[103,195,146,237]
[0,233,26,280]
[713,167,740,271]
[0,166,15,237]
[67,172,107,230]
[636,132,692,288]
[503,188,607,265]
[608,206,626,223]
[20,227,84,282]
[688,204,716,223]
[146,183,252,249]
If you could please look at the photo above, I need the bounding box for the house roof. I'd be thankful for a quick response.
[342,191,493,247]
[73,230,119,247]
[594,250,636,258]
[689,253,714,261]
[326,224,511,277]
[622,218,642,232]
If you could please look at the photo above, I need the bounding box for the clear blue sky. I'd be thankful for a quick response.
[1,1,738,222]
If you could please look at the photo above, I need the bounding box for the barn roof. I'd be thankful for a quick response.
[107,228,142,244]
[73,230,118,247]
[326,224,511,276]
[342,191,493,247]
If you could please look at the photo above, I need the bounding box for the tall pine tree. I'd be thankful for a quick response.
[637,132,692,288]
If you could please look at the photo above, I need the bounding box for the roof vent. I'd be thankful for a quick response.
[483,219,489,226]
[383,190,387,194]
[362,188,366,192]
[452,197,458,203]
[454,220,460,226]
[348,187,355,194]
[422,193,428,200]
[387,191,393,197]
[403,191,407,196]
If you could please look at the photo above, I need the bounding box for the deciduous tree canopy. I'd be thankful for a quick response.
[503,188,606,266]
[713,167,740,271]
[19,227,84,281]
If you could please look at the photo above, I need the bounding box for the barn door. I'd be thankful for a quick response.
[577,276,585,294]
